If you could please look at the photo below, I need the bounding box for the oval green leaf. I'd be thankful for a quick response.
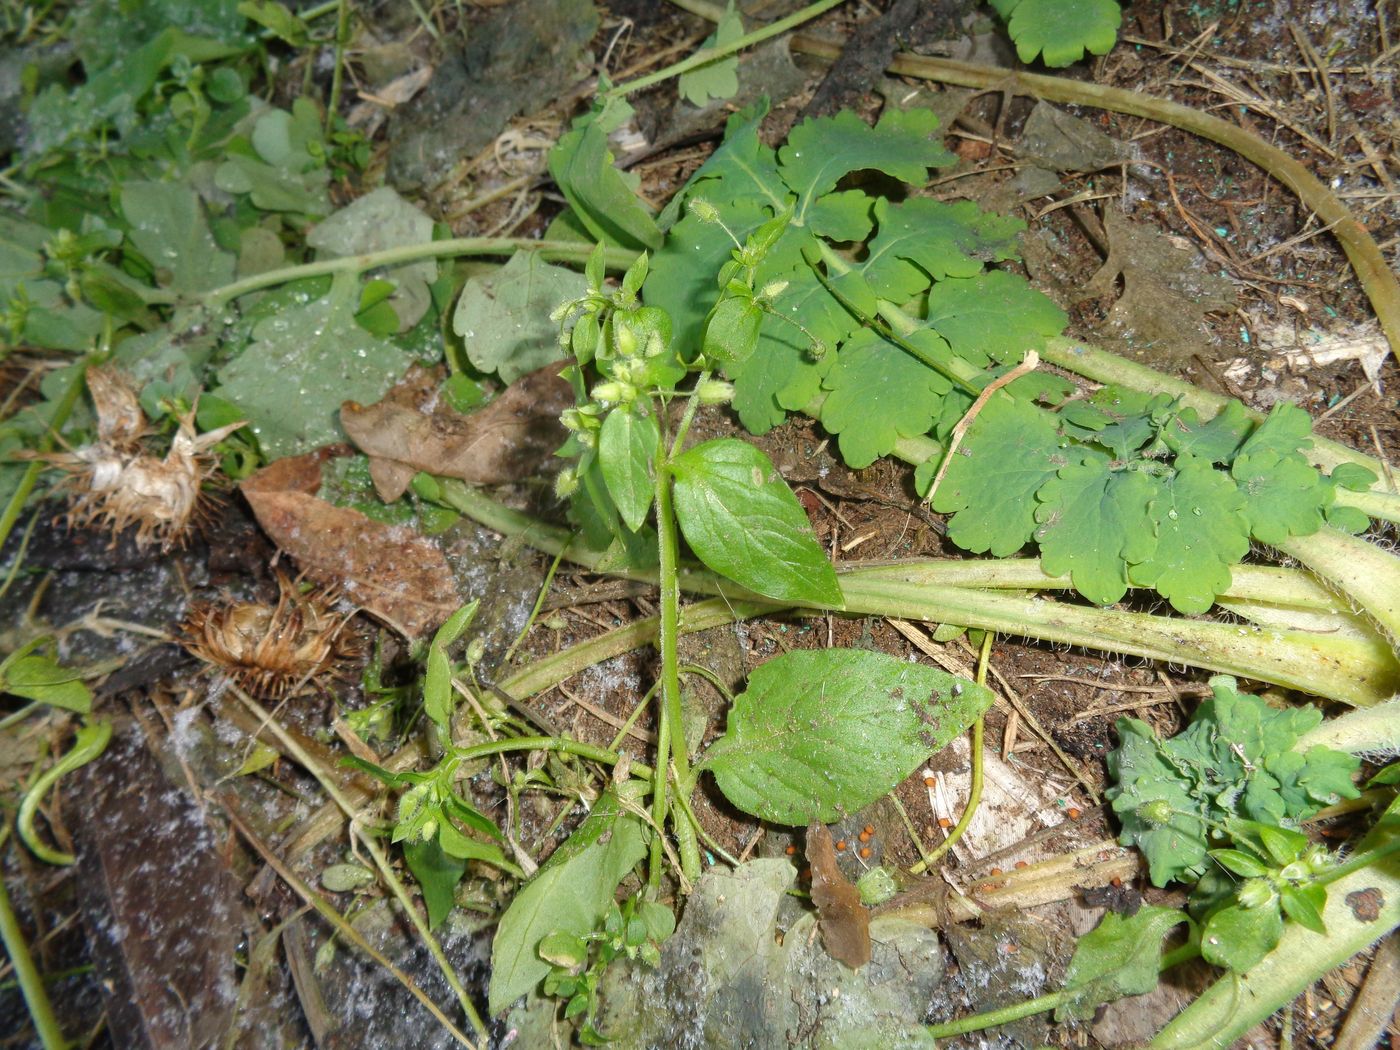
[599,408,658,532]
[698,648,994,824]
[670,438,841,605]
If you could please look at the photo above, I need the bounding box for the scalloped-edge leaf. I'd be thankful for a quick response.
[1001,0,1122,67]
[924,269,1067,365]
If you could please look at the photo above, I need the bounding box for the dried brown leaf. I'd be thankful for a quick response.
[341,362,572,500]
[241,450,460,638]
[806,820,871,969]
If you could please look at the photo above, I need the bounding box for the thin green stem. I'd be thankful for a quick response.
[927,987,1070,1039]
[235,690,488,1040]
[0,357,92,554]
[669,371,711,458]
[502,539,571,666]
[608,681,661,752]
[18,720,112,866]
[609,0,848,100]
[199,239,636,310]
[455,736,654,780]
[911,633,991,874]
[324,0,352,134]
[0,843,68,1049]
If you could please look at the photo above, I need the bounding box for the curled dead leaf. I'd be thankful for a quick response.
[241,449,460,638]
[341,362,572,501]
[807,820,872,969]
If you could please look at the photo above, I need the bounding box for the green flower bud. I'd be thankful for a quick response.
[1237,878,1276,909]
[555,467,579,498]
[696,379,736,404]
[591,380,628,404]
[1303,844,1332,876]
[759,279,790,300]
[1138,799,1175,826]
[689,198,720,223]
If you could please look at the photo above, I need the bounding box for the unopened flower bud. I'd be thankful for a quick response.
[1237,878,1276,909]
[1138,800,1174,827]
[696,379,735,404]
[690,199,720,223]
[555,467,579,498]
[591,381,628,404]
[759,279,790,300]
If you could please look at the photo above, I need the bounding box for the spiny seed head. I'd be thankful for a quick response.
[180,572,356,699]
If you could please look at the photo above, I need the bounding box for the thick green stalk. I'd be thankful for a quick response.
[0,854,68,1049]
[1274,527,1400,646]
[439,483,1400,705]
[1298,697,1400,755]
[1150,837,1400,1049]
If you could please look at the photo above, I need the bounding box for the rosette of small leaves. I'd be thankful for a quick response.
[1195,818,1336,973]
[1106,675,1359,887]
[539,896,676,1044]
[927,386,1378,611]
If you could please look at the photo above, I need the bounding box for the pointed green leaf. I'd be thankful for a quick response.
[700,649,994,824]
[549,97,662,251]
[599,408,658,532]
[1054,906,1191,1021]
[489,785,648,1014]
[404,838,467,929]
[670,438,841,605]
[1279,883,1327,934]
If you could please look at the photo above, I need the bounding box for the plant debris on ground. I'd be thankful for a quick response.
[1,1,1398,1049]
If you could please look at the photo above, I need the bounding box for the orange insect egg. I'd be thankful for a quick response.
[1110,876,1123,887]
[989,867,1003,877]
[938,817,953,829]
[923,775,936,787]
[1067,807,1082,820]
[859,846,872,859]
[1014,860,1028,870]
[863,824,875,835]
[858,830,872,843]
[1003,942,1020,954]
[784,845,796,856]
[836,839,847,851]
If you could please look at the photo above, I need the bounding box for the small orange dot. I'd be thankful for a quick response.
[836,839,847,851]
[1110,876,1123,887]
[938,817,953,828]
[1014,860,1028,870]
[1004,941,1020,954]
[923,776,936,787]
[989,867,1003,877]
[784,845,796,856]
[976,882,999,894]
[859,846,873,859]
[858,830,872,843]
[1067,807,1082,820]
[863,824,875,835]
[800,868,811,880]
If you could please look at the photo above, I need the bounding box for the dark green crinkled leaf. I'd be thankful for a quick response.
[1107,675,1359,887]
[671,438,841,605]
[819,329,950,469]
[923,270,1067,365]
[1160,401,1252,464]
[931,395,1064,556]
[701,649,993,824]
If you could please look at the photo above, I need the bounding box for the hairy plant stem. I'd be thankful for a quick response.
[0,836,67,1050]
[610,0,848,100]
[323,0,351,135]
[438,482,1400,705]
